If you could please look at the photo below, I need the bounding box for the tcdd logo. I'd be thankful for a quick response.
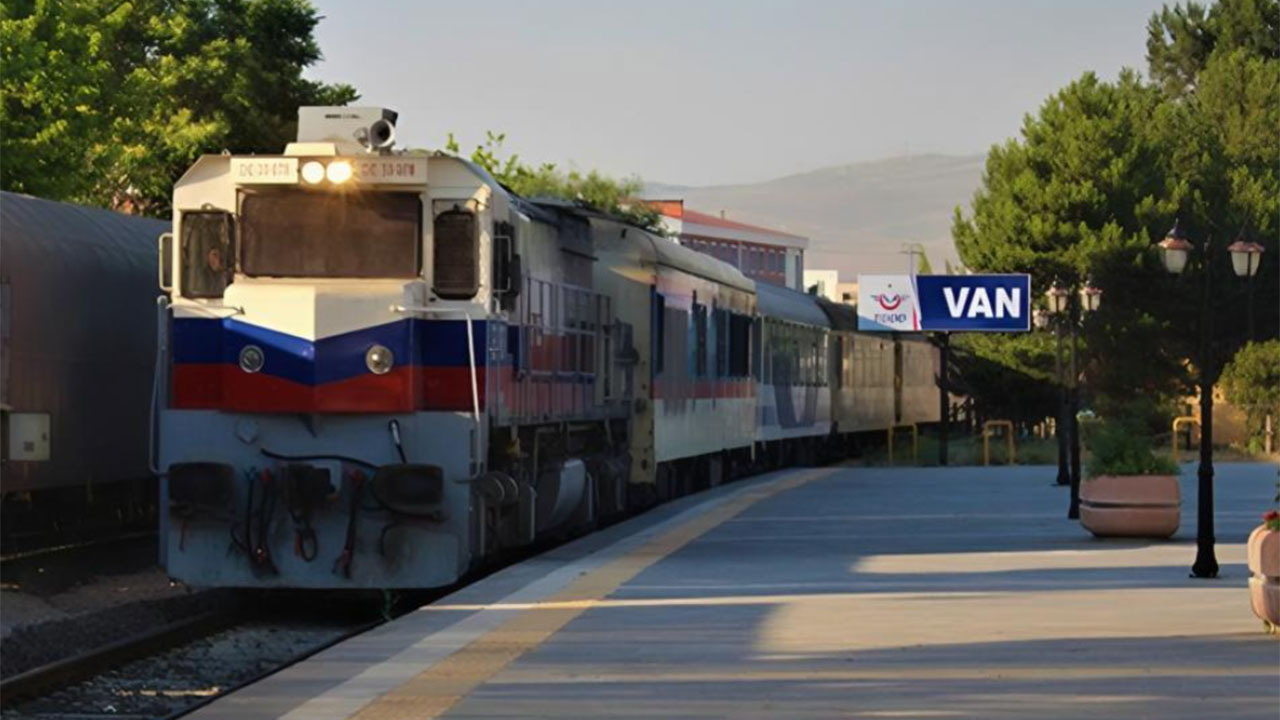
[875,292,903,311]
[872,287,911,325]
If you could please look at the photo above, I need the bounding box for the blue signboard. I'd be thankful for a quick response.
[858,274,1031,332]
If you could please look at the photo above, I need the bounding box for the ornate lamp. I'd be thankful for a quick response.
[1158,219,1193,275]
[1227,231,1265,278]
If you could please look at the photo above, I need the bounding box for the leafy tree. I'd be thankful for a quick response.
[1220,340,1280,442]
[952,71,1182,414]
[1147,0,1279,97]
[952,0,1279,426]
[1,0,356,215]
[948,332,1060,425]
[446,131,663,232]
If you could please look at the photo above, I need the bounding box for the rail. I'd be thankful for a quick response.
[982,420,1015,466]
[0,610,233,706]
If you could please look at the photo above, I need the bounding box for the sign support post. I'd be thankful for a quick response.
[937,331,950,466]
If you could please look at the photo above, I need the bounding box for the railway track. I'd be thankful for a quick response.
[0,606,380,719]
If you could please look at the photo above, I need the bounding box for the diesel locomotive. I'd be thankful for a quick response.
[155,107,939,589]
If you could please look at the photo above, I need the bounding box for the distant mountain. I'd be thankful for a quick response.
[645,153,985,277]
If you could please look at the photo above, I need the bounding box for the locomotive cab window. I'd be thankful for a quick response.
[240,190,420,278]
[433,205,479,299]
[181,210,235,298]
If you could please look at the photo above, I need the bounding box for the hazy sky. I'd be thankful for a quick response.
[308,0,1166,187]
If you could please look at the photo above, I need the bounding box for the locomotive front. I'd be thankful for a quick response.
[157,107,510,588]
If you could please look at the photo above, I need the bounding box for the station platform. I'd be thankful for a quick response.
[192,463,1279,719]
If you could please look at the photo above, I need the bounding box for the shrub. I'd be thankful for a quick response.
[1085,415,1180,478]
[1221,340,1280,444]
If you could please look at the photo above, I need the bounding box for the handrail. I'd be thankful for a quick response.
[149,296,171,475]
[886,423,918,466]
[1171,415,1199,463]
[982,420,1015,466]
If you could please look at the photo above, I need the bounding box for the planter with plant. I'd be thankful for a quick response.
[1246,492,1280,632]
[1079,416,1181,538]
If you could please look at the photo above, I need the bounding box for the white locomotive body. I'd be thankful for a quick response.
[156,107,939,590]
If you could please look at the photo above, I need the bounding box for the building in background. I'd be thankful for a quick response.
[648,200,807,291]
[836,281,859,305]
[804,269,858,305]
[804,269,839,298]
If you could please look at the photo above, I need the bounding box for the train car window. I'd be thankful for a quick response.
[652,291,665,375]
[833,336,843,390]
[818,335,827,386]
[765,321,776,384]
[580,291,594,374]
[600,296,613,395]
[794,327,806,385]
[583,292,596,375]
[729,313,750,377]
[562,288,576,373]
[762,320,772,384]
[805,334,816,386]
[693,302,708,377]
[240,190,419,279]
[770,322,785,386]
[181,211,235,298]
[751,317,762,381]
[714,307,728,378]
[433,207,479,298]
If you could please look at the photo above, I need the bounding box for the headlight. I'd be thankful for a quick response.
[239,345,265,373]
[300,161,325,185]
[326,160,353,184]
[366,344,394,375]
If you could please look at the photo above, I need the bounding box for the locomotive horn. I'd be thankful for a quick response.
[367,118,396,150]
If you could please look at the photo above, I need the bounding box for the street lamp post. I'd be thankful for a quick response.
[1045,281,1101,517]
[1070,280,1103,517]
[1066,279,1102,519]
[1046,284,1071,489]
[1158,219,1264,579]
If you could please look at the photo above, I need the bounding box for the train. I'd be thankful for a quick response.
[0,192,167,549]
[155,106,939,589]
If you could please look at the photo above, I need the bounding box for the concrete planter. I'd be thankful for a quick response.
[1079,474,1180,539]
[1247,525,1280,633]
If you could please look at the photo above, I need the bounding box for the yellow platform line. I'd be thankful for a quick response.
[349,469,830,720]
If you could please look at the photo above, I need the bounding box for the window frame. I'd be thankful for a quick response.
[179,209,236,299]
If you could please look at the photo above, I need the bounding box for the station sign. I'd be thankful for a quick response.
[857,274,1031,332]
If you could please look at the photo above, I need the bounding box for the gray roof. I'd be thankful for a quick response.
[756,282,830,327]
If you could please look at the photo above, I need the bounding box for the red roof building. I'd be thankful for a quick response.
[649,200,808,291]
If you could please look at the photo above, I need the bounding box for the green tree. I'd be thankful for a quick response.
[446,131,662,231]
[1147,0,1279,97]
[952,0,1279,425]
[952,71,1181,414]
[1220,340,1280,444]
[1,0,356,215]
